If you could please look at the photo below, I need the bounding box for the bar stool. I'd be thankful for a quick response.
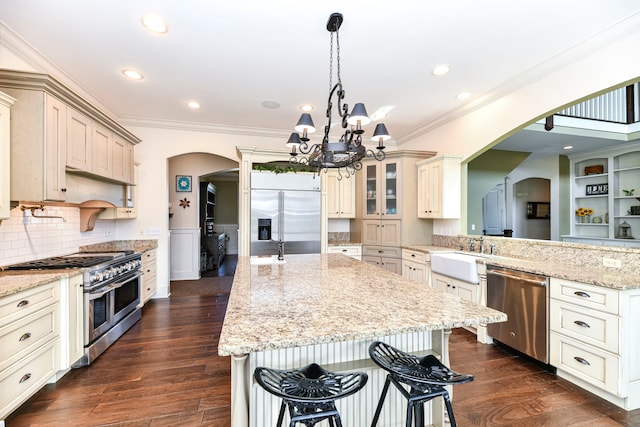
[369,341,473,427]
[254,363,368,427]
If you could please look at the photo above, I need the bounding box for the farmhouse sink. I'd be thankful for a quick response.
[430,253,480,284]
[249,255,286,265]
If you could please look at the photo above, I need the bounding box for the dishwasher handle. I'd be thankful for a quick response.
[487,268,547,286]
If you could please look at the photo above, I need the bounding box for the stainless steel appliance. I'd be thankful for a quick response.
[486,267,549,363]
[250,172,321,256]
[4,251,143,366]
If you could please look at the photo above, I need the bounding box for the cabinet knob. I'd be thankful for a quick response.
[61,188,67,192]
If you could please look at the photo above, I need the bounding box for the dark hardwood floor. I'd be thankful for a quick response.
[6,255,640,426]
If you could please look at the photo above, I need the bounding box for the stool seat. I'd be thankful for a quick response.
[369,341,473,427]
[254,363,368,427]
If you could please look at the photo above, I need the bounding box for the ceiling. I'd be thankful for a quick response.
[1,1,640,154]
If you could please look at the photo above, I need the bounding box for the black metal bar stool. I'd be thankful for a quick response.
[254,363,368,427]
[369,341,474,427]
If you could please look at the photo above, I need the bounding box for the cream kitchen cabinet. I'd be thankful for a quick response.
[0,280,61,421]
[100,164,138,220]
[363,159,401,219]
[66,107,92,171]
[401,248,429,284]
[362,219,401,246]
[362,245,402,274]
[4,89,68,202]
[549,277,640,410]
[432,272,478,303]
[0,91,15,220]
[0,70,140,204]
[417,154,462,219]
[141,249,158,304]
[327,245,362,260]
[326,169,356,218]
[59,274,84,369]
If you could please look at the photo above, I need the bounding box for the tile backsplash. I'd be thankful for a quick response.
[0,205,115,267]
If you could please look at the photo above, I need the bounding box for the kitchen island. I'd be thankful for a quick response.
[218,254,506,427]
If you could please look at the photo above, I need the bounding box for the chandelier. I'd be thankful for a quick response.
[287,12,390,176]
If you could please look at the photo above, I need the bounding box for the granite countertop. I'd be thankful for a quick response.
[327,241,362,246]
[403,245,640,290]
[80,239,158,254]
[0,270,80,298]
[217,253,506,356]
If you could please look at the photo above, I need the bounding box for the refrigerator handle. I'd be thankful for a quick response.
[278,191,284,242]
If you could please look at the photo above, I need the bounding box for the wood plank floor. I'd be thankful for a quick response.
[6,260,640,426]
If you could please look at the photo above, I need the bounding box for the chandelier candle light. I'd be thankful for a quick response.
[287,12,390,177]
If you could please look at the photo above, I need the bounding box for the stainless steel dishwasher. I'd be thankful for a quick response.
[486,267,549,363]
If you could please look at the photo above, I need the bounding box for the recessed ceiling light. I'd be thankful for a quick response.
[563,145,574,150]
[262,100,280,109]
[432,64,450,76]
[186,101,200,109]
[122,69,143,80]
[141,14,168,34]
[456,92,471,100]
[300,104,314,112]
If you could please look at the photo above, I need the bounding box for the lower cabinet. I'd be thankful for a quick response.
[362,245,402,274]
[141,249,158,305]
[401,249,429,284]
[431,272,478,303]
[549,277,640,410]
[0,280,61,421]
[327,245,362,261]
[60,274,84,369]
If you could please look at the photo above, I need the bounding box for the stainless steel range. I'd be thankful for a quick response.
[5,251,143,366]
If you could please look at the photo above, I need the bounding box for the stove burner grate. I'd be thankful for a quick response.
[3,256,115,270]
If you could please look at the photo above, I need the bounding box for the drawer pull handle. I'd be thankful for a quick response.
[341,249,347,252]
[17,300,30,308]
[19,373,32,383]
[19,332,32,341]
[574,320,590,328]
[411,254,416,257]
[378,250,384,254]
[574,356,591,366]
[574,291,591,298]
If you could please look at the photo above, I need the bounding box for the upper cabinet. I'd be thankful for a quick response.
[568,144,640,246]
[416,155,462,219]
[0,91,16,219]
[363,159,401,219]
[326,169,356,218]
[0,70,141,203]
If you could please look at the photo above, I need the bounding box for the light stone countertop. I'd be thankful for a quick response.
[0,270,80,298]
[403,245,640,290]
[217,253,507,357]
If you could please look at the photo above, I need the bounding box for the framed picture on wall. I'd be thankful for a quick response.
[176,175,192,192]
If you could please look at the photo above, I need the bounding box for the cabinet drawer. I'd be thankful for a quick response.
[363,245,402,258]
[402,249,427,263]
[142,249,157,265]
[550,332,620,395]
[328,245,362,257]
[0,338,59,419]
[0,281,59,326]
[550,278,619,315]
[0,304,59,372]
[550,299,620,354]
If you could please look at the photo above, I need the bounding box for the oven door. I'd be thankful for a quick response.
[111,271,142,325]
[86,271,142,344]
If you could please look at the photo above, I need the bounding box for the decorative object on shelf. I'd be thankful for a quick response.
[605,212,609,223]
[628,206,640,215]
[591,215,603,224]
[287,12,389,176]
[176,175,192,192]
[584,165,604,175]
[575,207,593,223]
[622,188,635,196]
[179,198,190,209]
[616,221,634,239]
[585,183,608,195]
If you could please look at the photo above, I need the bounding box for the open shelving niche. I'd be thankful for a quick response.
[567,144,640,246]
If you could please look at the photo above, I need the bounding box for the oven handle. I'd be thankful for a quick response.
[109,270,143,290]
[88,271,143,300]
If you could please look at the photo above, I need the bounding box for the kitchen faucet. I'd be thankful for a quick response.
[479,236,484,254]
[468,239,475,252]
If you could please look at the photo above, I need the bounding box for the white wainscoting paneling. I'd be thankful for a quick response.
[169,228,200,280]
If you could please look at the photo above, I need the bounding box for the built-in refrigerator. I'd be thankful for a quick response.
[250,171,321,256]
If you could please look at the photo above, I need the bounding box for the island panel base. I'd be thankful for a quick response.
[238,330,448,427]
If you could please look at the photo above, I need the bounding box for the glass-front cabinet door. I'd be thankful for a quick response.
[363,160,400,219]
